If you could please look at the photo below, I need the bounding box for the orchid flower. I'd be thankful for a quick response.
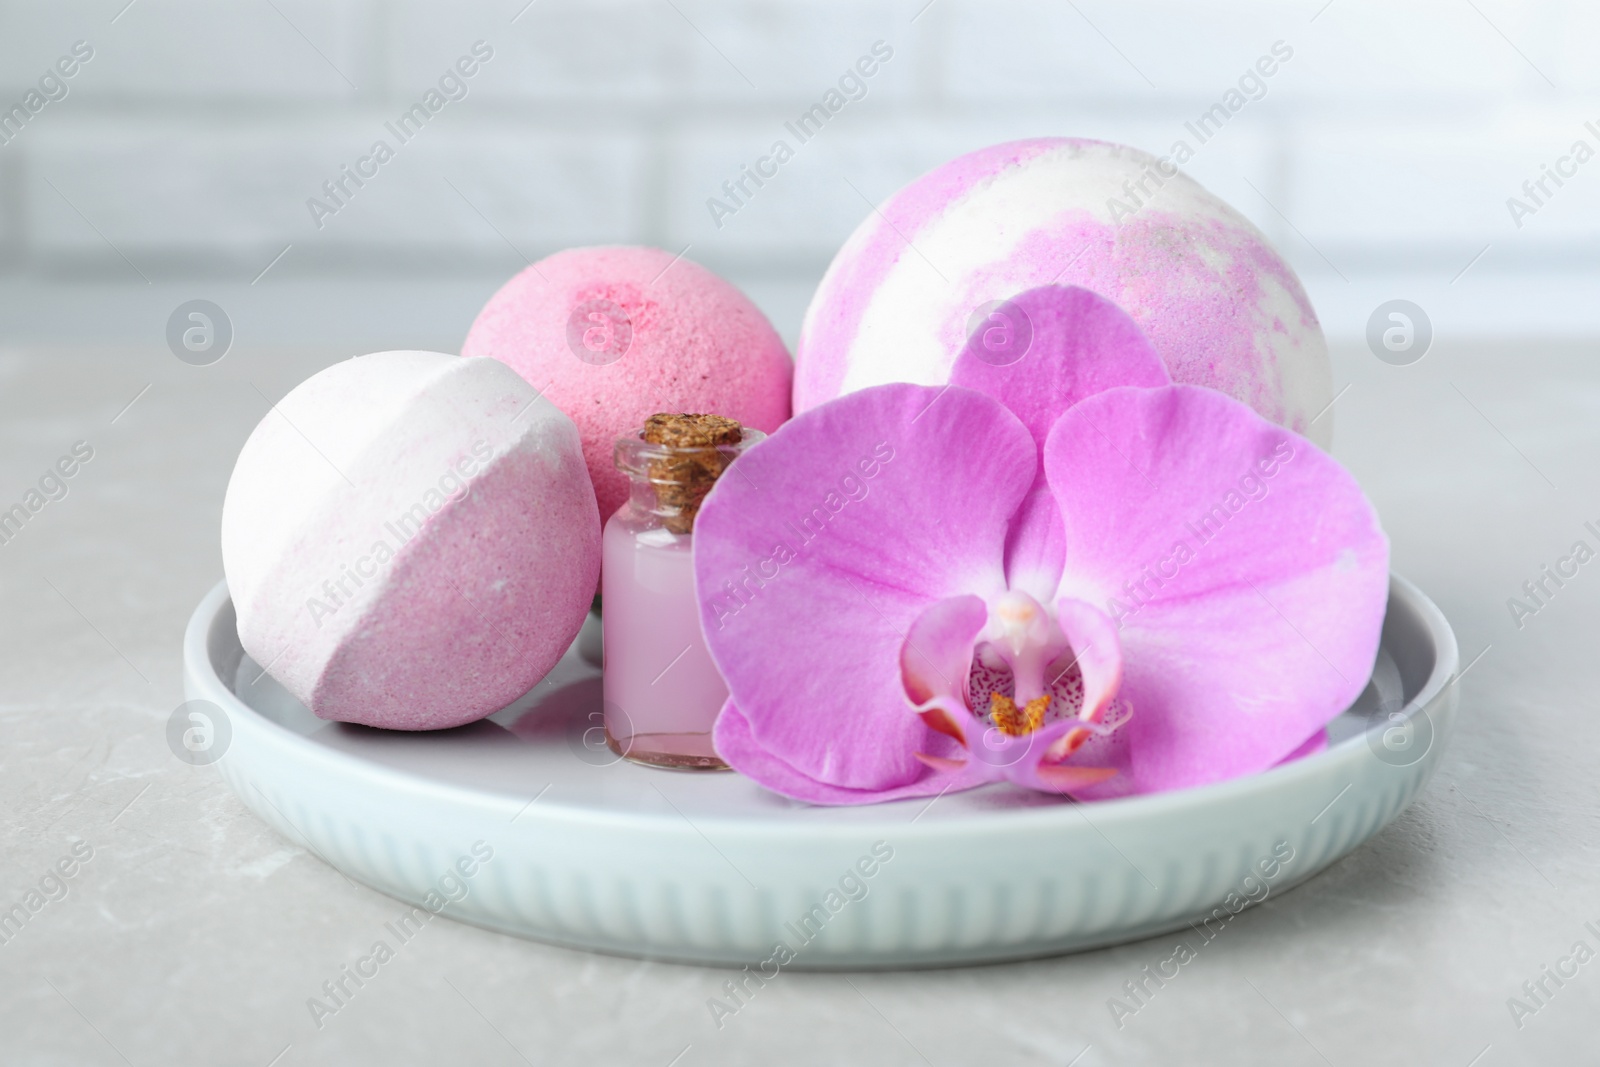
[694,286,1389,804]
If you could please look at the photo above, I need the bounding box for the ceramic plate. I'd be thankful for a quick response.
[181,575,1457,969]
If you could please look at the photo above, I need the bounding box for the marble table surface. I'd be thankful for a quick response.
[2,338,1597,1067]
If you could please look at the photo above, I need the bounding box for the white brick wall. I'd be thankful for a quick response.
[673,1,918,102]
[0,0,373,101]
[1293,109,1600,258]
[386,1,679,103]
[0,0,1598,309]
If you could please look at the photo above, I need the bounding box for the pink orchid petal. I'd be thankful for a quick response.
[913,752,970,773]
[1032,764,1120,794]
[960,704,1125,797]
[714,700,990,804]
[917,706,971,749]
[1276,728,1329,765]
[1053,717,1137,802]
[696,384,1036,793]
[900,595,985,753]
[997,488,1066,605]
[1052,597,1124,726]
[1046,384,1389,794]
[962,714,1077,773]
[951,286,1170,599]
[950,285,1171,453]
[900,594,987,714]
[1044,725,1091,763]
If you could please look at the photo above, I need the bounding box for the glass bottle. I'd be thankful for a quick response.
[602,414,763,769]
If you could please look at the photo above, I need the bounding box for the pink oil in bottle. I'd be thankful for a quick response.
[601,415,763,770]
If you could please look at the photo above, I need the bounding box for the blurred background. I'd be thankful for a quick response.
[2,0,1597,352]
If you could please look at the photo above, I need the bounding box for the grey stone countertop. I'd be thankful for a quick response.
[1,339,1597,1067]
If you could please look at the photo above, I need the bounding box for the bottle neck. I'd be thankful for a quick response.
[613,426,765,535]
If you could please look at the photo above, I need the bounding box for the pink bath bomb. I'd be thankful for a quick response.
[221,351,600,730]
[462,246,793,520]
[797,138,1334,447]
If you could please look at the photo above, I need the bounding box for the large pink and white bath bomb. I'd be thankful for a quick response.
[221,351,600,730]
[462,246,793,520]
[797,138,1333,446]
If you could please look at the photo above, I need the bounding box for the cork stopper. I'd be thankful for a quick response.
[639,413,744,534]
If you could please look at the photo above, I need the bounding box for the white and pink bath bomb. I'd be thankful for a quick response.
[462,246,793,521]
[221,351,600,730]
[797,138,1333,447]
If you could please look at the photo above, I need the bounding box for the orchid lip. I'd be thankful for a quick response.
[902,589,1131,787]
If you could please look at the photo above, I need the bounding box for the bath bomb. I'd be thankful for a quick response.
[221,351,600,730]
[462,246,792,520]
[797,138,1334,447]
